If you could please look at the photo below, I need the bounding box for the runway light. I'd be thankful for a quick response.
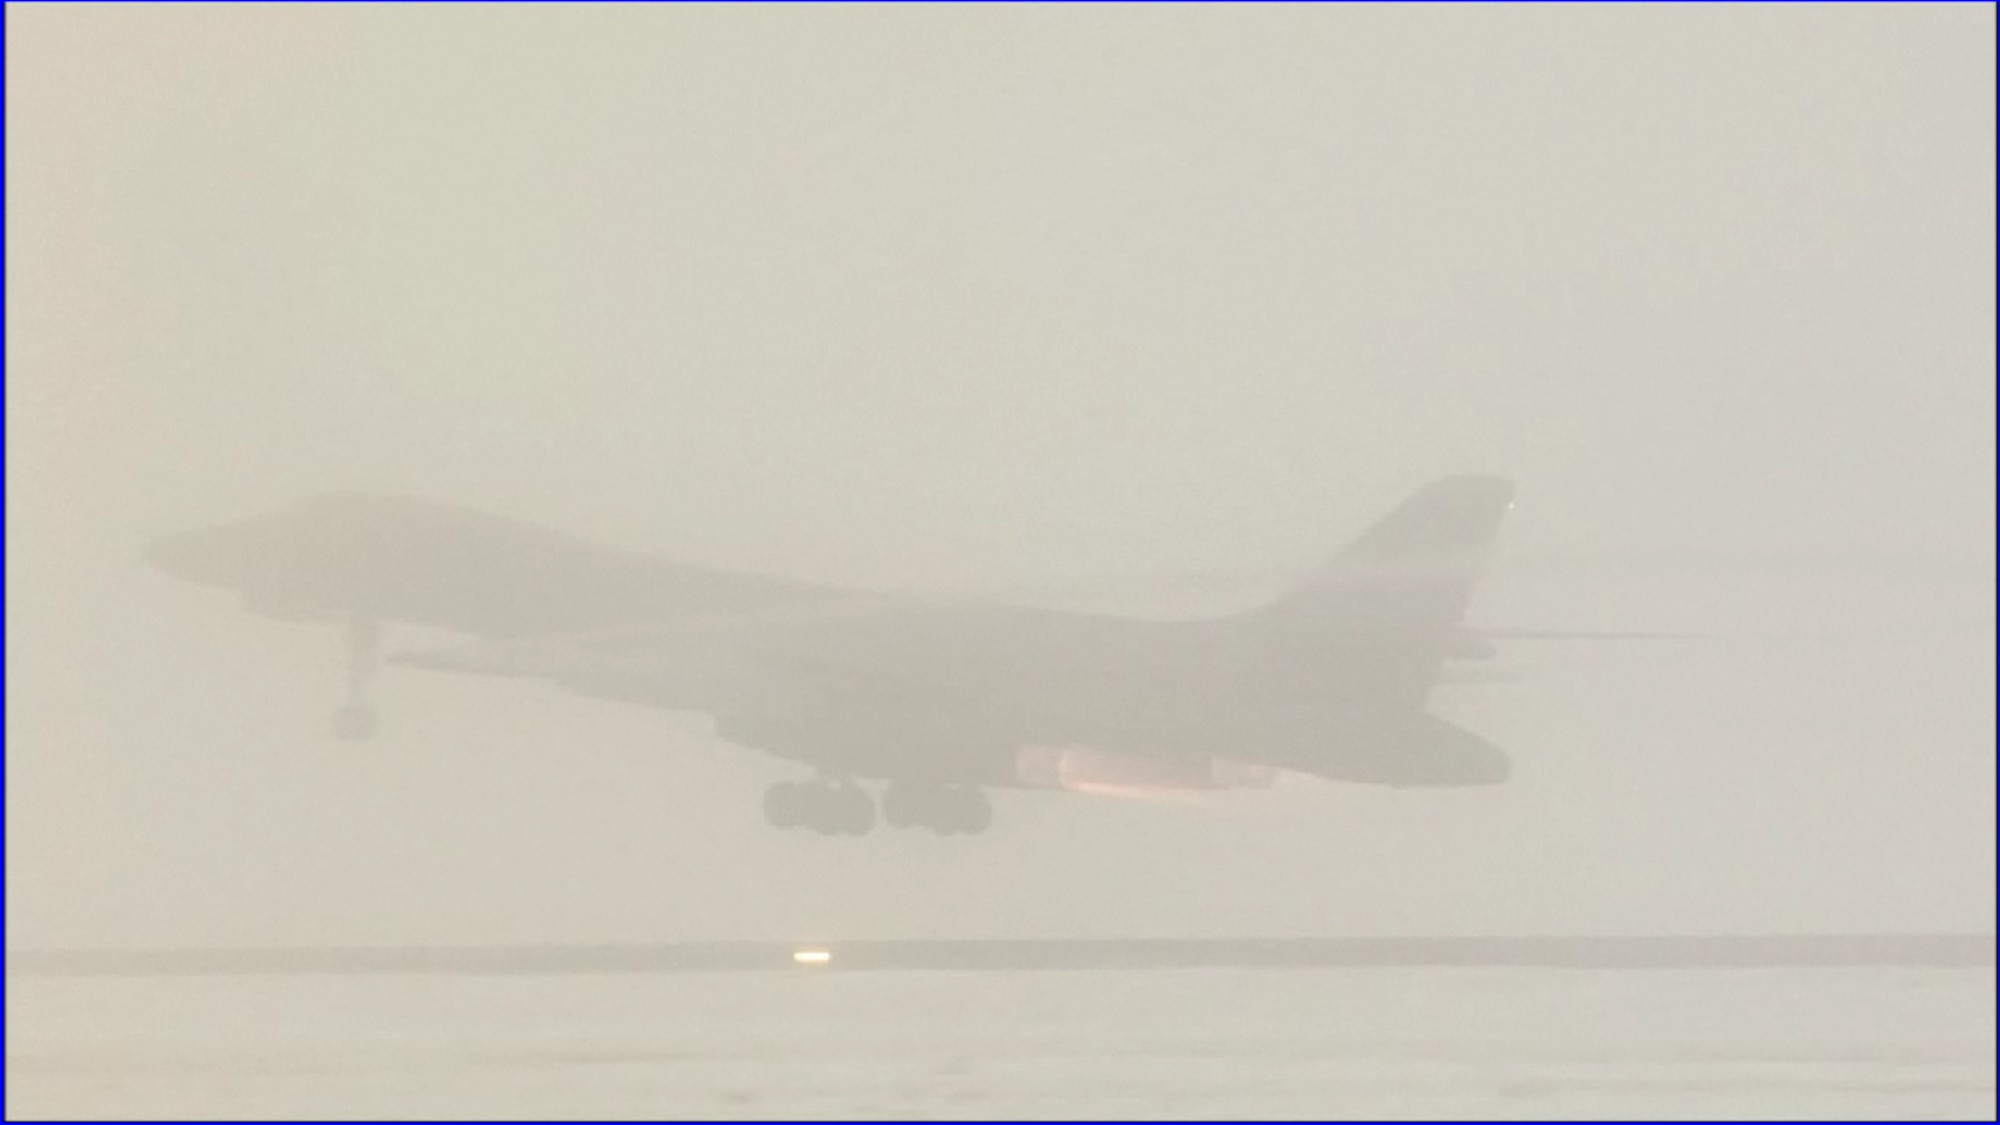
[792,948,833,967]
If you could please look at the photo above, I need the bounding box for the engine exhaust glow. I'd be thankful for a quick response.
[1013,744,1279,797]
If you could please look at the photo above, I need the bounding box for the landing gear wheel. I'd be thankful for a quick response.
[330,704,378,742]
[763,781,808,829]
[809,785,876,836]
[925,788,961,836]
[928,786,992,836]
[838,786,876,836]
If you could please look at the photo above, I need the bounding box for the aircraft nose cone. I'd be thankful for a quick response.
[1432,737,1511,786]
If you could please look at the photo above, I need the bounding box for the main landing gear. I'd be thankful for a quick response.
[330,615,381,742]
[760,780,994,837]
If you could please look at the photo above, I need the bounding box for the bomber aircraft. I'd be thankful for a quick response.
[145,475,1631,835]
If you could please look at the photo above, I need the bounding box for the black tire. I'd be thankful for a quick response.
[805,785,841,835]
[762,782,806,829]
[837,786,877,836]
[926,788,966,836]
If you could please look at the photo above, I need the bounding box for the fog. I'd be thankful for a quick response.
[7,1,1993,956]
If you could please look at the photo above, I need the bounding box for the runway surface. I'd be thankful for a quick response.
[7,962,1992,1120]
[8,933,1992,977]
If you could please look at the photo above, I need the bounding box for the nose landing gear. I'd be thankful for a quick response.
[329,615,381,742]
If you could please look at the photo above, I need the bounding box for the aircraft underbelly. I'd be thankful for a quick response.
[706,653,1486,789]
[1011,744,1277,791]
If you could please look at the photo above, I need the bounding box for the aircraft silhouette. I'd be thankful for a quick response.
[145,475,1640,835]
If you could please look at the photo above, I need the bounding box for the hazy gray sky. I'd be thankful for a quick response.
[7,4,1993,946]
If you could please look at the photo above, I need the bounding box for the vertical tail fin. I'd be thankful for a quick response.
[1251,474,1516,703]
[1335,474,1516,570]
